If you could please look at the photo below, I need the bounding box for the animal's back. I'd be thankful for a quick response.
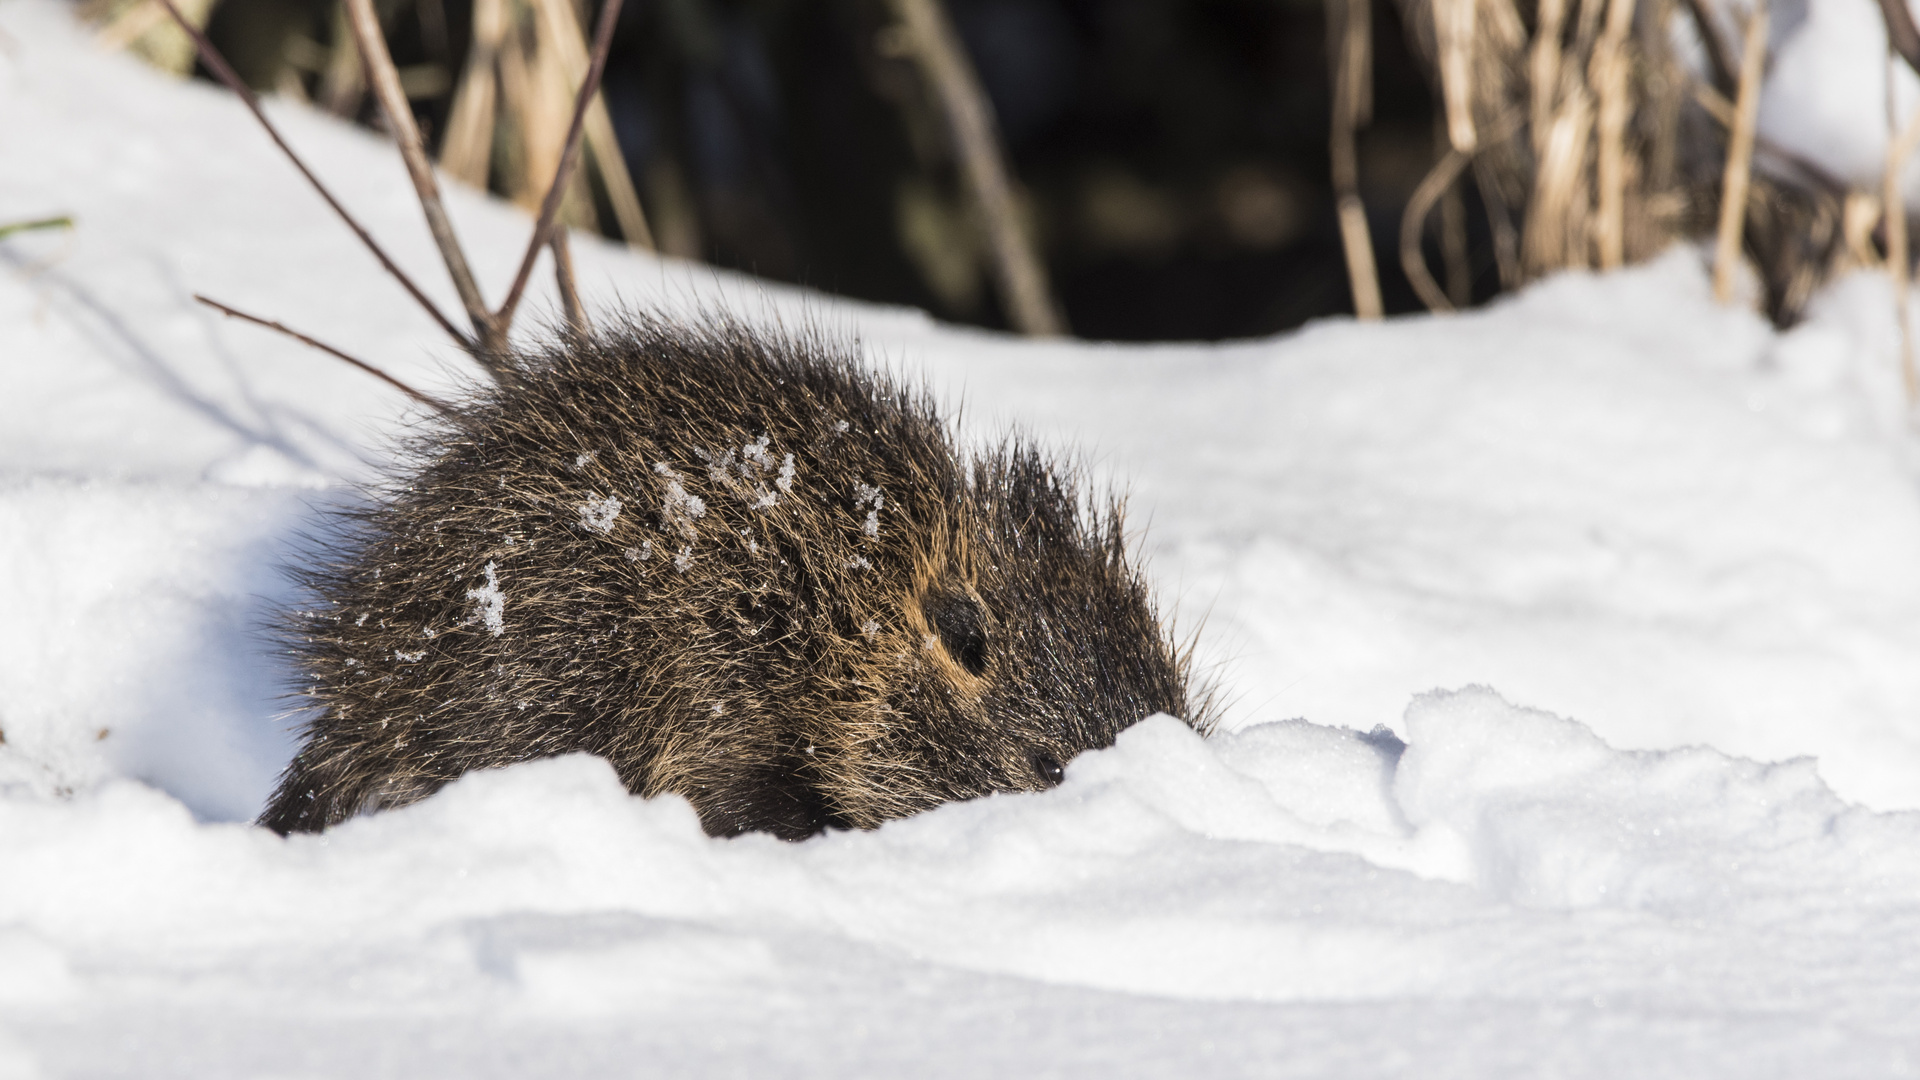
[263,317,1196,837]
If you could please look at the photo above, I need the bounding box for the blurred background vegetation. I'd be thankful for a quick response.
[94,0,1472,340]
[86,0,1886,341]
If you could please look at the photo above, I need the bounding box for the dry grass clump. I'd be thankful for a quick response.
[1381,0,1871,329]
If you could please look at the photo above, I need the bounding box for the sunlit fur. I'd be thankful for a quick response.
[261,317,1205,838]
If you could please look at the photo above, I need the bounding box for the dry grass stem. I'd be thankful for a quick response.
[1592,0,1637,268]
[493,0,625,334]
[530,0,655,249]
[1437,0,1479,152]
[1402,146,1472,311]
[1329,0,1383,319]
[1712,0,1766,304]
[343,0,498,352]
[196,293,453,413]
[153,0,470,347]
[95,0,166,52]
[439,0,504,187]
[885,0,1066,336]
[1883,95,1920,403]
[319,1,366,117]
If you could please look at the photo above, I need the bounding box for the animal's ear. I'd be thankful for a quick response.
[922,588,988,676]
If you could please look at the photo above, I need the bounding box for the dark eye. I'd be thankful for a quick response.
[1031,752,1064,787]
[924,592,988,676]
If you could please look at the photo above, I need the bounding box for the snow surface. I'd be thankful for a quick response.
[7,1,1920,1074]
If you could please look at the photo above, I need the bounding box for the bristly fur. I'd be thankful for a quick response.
[262,315,1205,838]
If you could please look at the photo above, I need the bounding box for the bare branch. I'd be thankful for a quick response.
[493,0,626,335]
[342,0,500,359]
[152,0,471,349]
[196,294,453,413]
[885,0,1067,336]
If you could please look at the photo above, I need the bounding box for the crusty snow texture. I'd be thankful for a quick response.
[7,1,1920,1075]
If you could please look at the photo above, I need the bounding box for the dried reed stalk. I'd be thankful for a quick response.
[1883,92,1920,404]
[885,0,1067,337]
[1526,84,1593,272]
[440,0,506,186]
[343,0,500,353]
[1711,0,1766,304]
[1404,111,1523,311]
[493,0,625,332]
[1591,0,1637,268]
[319,1,366,117]
[1436,0,1479,152]
[1402,147,1471,311]
[529,0,655,249]
[1329,0,1384,319]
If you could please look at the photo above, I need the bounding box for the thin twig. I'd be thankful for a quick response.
[550,228,589,335]
[153,0,470,349]
[493,0,627,336]
[1329,0,1383,319]
[886,0,1067,336]
[1712,0,1767,304]
[343,0,499,356]
[196,294,453,413]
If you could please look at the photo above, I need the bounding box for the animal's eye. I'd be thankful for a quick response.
[1031,751,1064,787]
[923,592,988,676]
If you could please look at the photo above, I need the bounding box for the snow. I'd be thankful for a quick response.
[7,2,1920,1074]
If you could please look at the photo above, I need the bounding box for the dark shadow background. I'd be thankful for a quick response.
[201,0,1503,340]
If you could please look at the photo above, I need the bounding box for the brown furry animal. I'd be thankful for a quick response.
[261,317,1203,838]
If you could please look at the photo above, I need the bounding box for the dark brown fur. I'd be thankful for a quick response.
[261,316,1203,837]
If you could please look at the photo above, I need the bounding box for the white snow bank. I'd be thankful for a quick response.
[10,0,1920,1072]
[6,690,1920,1075]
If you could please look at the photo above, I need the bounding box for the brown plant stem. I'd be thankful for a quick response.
[530,0,655,250]
[494,0,625,338]
[196,294,452,413]
[153,0,469,348]
[1329,0,1383,320]
[342,0,499,359]
[1884,88,1920,404]
[439,0,505,187]
[885,0,1067,337]
[1712,0,1767,305]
